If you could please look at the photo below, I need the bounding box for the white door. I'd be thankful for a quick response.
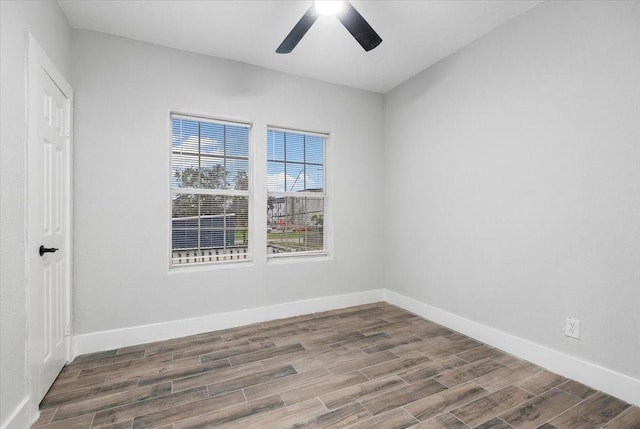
[27,35,73,406]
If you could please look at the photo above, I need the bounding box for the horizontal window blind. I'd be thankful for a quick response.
[267,128,326,257]
[171,115,250,266]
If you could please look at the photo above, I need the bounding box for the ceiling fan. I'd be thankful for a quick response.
[276,0,382,54]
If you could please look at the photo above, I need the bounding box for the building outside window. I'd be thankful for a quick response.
[171,114,250,266]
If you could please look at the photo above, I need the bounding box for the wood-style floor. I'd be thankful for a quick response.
[32,303,640,429]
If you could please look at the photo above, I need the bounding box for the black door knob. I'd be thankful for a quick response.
[39,245,59,256]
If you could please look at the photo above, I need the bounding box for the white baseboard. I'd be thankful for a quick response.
[0,396,33,429]
[73,289,384,357]
[71,287,639,407]
[384,289,640,407]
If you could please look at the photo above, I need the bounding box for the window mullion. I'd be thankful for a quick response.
[198,122,202,189]
[171,188,248,197]
[284,132,287,192]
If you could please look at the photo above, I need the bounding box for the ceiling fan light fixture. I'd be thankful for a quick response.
[277,0,381,54]
[314,0,345,17]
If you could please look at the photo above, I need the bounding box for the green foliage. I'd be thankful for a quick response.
[172,193,226,217]
[172,166,248,220]
[311,214,324,228]
[232,171,249,241]
[176,164,228,189]
[234,171,248,191]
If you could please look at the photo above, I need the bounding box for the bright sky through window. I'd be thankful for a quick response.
[267,130,324,193]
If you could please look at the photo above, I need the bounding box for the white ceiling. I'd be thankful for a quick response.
[58,0,541,94]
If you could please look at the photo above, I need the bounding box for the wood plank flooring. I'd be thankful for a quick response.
[32,303,640,429]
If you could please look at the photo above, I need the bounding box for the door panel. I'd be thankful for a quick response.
[28,35,72,406]
[39,67,68,397]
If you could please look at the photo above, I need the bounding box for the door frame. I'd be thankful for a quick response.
[26,33,74,417]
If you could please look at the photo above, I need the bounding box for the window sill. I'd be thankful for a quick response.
[267,251,331,264]
[169,258,254,273]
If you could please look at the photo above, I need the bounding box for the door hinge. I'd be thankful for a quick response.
[65,322,71,336]
[65,125,71,138]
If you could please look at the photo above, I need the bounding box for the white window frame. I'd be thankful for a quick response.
[267,126,328,259]
[170,113,252,267]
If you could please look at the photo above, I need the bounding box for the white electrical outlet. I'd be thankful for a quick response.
[565,316,580,339]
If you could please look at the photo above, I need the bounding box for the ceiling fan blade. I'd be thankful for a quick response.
[337,2,382,51]
[276,6,319,54]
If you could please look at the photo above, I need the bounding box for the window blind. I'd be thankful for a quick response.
[171,115,250,265]
[267,128,326,257]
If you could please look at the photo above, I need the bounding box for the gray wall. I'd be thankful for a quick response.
[70,30,385,335]
[384,0,640,380]
[0,1,71,426]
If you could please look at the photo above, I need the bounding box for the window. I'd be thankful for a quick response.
[171,114,250,266]
[267,128,326,257]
